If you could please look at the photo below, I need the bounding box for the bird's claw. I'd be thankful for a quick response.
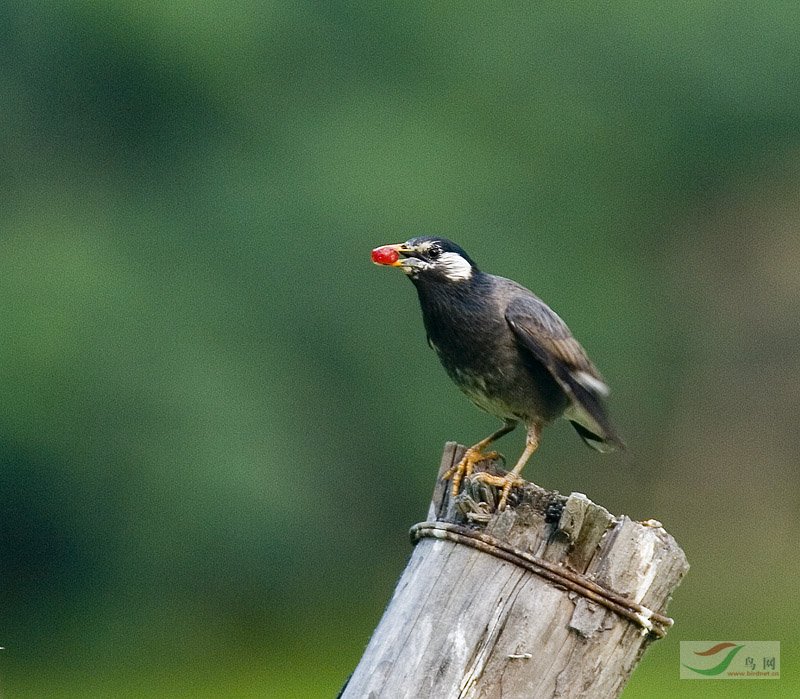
[443,448,501,497]
[470,472,525,511]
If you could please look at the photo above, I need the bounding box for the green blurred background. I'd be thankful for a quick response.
[1,2,798,697]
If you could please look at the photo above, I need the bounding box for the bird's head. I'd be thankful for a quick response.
[371,236,479,283]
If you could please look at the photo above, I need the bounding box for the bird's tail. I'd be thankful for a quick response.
[569,419,624,453]
[559,368,625,453]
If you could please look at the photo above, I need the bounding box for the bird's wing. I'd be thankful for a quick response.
[505,294,624,451]
[504,294,604,386]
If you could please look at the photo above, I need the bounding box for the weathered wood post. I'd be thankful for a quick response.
[340,443,689,699]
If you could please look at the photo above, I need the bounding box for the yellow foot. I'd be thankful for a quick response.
[443,448,502,497]
[472,472,526,511]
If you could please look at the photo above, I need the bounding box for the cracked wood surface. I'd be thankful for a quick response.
[340,443,689,699]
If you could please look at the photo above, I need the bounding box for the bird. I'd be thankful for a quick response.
[371,236,624,510]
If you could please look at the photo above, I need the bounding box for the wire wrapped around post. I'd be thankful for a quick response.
[410,520,673,638]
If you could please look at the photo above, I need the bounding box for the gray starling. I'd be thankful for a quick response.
[372,236,624,509]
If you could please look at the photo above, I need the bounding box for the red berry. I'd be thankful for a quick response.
[371,246,400,265]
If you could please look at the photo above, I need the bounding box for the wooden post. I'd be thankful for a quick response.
[340,443,689,699]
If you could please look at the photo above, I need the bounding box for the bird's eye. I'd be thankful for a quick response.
[429,246,442,259]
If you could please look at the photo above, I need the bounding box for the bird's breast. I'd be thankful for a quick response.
[423,300,567,423]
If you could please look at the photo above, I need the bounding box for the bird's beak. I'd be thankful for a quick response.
[371,243,415,267]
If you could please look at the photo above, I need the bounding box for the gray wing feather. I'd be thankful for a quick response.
[505,294,624,451]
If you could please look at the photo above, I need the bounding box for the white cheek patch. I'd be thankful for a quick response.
[438,252,473,281]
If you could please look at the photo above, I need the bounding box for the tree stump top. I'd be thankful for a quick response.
[421,442,688,639]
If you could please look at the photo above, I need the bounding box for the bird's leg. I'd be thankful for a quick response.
[474,423,541,511]
[443,420,517,497]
